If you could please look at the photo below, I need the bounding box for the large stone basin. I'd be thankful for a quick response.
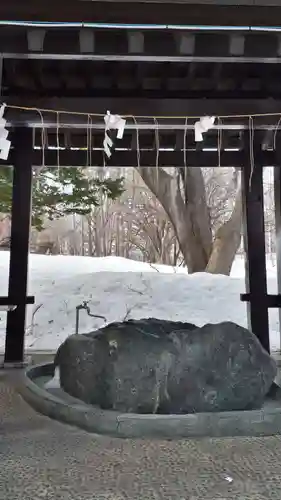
[19,362,281,439]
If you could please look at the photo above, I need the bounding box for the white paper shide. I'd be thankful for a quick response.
[0,104,11,160]
[103,110,126,158]
[194,116,216,142]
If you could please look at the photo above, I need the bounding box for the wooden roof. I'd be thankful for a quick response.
[2,25,281,122]
[1,7,281,167]
[2,0,281,27]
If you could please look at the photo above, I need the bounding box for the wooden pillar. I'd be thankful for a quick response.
[4,128,33,363]
[241,130,270,352]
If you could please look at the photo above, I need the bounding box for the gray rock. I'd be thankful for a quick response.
[166,322,277,413]
[54,319,277,414]
[102,318,197,413]
[54,333,111,407]
[55,318,196,411]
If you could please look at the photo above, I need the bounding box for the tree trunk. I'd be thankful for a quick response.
[136,167,212,273]
[206,186,242,275]
[87,217,94,256]
[81,216,85,256]
[136,166,242,275]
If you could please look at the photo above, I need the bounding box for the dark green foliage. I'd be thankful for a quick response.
[0,166,124,230]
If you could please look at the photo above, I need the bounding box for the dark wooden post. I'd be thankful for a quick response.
[4,128,33,363]
[241,130,270,352]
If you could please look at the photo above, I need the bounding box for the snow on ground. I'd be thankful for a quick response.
[0,251,280,351]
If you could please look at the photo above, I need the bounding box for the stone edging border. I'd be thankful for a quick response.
[18,363,281,439]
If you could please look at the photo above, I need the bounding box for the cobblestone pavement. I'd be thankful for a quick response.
[1,372,281,500]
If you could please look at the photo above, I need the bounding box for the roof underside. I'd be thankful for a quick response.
[4,59,281,99]
[3,26,281,116]
[1,22,281,167]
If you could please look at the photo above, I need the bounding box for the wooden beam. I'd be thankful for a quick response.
[241,293,281,308]
[4,128,33,363]
[1,1,281,27]
[6,87,281,100]
[0,296,34,306]
[32,128,243,150]
[1,148,277,168]
[241,130,270,352]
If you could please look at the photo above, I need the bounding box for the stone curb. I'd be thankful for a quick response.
[18,363,281,439]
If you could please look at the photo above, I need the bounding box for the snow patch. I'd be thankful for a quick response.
[0,252,279,352]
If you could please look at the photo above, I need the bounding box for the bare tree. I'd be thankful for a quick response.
[136,166,241,275]
[121,186,180,265]
[26,165,242,275]
[263,167,276,259]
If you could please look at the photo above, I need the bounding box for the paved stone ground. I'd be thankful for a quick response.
[1,372,281,499]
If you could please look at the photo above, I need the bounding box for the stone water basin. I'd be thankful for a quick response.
[18,362,281,439]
